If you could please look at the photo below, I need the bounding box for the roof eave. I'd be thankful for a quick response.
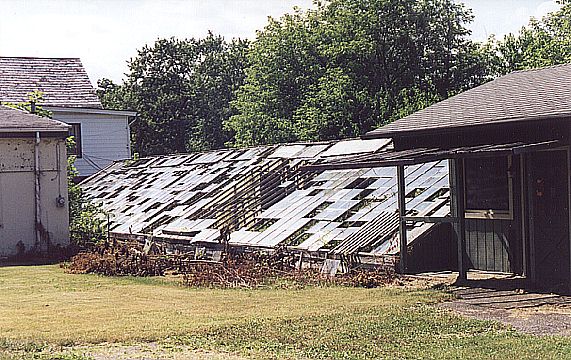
[364,113,571,140]
[0,127,70,132]
[45,106,137,117]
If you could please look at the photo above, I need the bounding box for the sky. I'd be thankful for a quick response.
[462,0,561,41]
[0,0,563,85]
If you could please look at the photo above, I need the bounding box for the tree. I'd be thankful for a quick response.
[225,9,325,146]
[227,0,494,147]
[96,78,131,111]
[98,33,249,156]
[495,0,571,73]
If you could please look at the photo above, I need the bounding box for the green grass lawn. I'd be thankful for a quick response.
[0,265,570,359]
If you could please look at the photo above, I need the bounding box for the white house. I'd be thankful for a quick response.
[0,105,69,258]
[0,57,136,178]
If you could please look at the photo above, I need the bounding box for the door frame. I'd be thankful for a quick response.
[525,146,571,290]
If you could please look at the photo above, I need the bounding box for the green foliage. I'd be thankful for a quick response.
[98,33,249,156]
[96,78,131,110]
[1,91,52,118]
[494,0,571,73]
[227,0,495,146]
[66,138,106,247]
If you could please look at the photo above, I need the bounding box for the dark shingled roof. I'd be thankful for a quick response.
[0,57,102,109]
[365,63,571,138]
[0,105,70,132]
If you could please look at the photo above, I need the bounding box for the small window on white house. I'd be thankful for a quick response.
[464,156,513,220]
[68,123,82,158]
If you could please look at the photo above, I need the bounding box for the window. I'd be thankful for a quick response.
[464,156,513,219]
[68,123,82,158]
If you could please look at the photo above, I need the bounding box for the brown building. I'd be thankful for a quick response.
[330,64,571,291]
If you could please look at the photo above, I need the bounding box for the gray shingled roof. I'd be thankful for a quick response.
[0,57,102,109]
[0,105,70,132]
[365,63,571,138]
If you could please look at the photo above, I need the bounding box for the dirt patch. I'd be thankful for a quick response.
[439,286,571,336]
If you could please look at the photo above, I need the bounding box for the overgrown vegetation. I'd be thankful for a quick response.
[66,140,107,248]
[227,0,495,146]
[1,90,52,118]
[494,0,571,73]
[97,0,495,153]
[98,33,249,156]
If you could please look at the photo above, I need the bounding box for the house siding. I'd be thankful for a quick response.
[52,111,131,177]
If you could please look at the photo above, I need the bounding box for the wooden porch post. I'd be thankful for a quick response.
[567,147,571,292]
[450,159,467,282]
[520,155,528,278]
[397,164,408,274]
[526,154,536,284]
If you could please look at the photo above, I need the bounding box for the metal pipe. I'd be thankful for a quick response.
[34,131,42,250]
[56,142,62,196]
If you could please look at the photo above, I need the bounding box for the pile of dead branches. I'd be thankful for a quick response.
[180,252,398,289]
[336,267,399,288]
[180,252,298,288]
[65,241,170,276]
[64,241,398,289]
